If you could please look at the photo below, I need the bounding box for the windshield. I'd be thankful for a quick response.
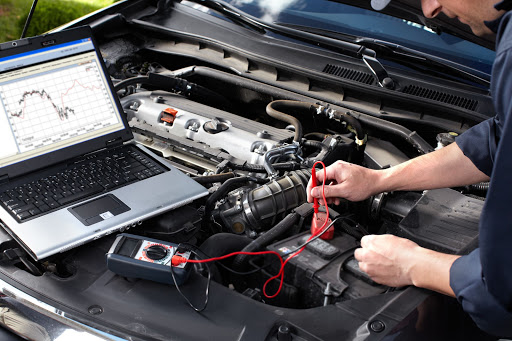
[221,0,495,74]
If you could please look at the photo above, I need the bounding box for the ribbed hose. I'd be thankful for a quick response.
[468,181,490,194]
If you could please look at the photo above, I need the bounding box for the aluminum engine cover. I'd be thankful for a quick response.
[121,91,295,165]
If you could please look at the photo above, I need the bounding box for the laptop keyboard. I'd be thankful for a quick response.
[0,146,166,221]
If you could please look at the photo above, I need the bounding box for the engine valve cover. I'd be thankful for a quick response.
[121,91,295,165]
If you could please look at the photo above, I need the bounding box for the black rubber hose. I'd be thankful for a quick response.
[303,139,328,154]
[350,111,433,154]
[199,233,253,258]
[198,233,253,284]
[192,172,236,185]
[266,100,308,142]
[232,212,301,271]
[113,76,149,92]
[339,112,365,142]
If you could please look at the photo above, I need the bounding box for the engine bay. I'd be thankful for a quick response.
[90,43,484,311]
[0,6,492,339]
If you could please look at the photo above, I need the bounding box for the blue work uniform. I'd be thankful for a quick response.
[452,6,512,337]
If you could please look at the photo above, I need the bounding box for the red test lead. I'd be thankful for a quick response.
[310,162,334,240]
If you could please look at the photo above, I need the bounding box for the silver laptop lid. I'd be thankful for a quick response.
[0,27,132,182]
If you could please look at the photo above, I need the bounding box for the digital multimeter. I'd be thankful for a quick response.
[106,233,192,285]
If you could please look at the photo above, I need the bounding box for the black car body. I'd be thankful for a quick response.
[0,1,500,340]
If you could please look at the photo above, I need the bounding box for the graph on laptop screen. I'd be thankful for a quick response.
[0,39,125,168]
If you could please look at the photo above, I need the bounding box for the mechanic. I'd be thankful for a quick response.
[307,0,512,336]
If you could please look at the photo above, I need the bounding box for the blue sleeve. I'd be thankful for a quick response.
[479,14,512,312]
[450,249,512,337]
[455,118,498,177]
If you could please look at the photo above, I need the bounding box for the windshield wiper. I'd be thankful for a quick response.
[184,0,366,56]
[182,0,267,33]
[276,23,490,87]
[356,37,490,87]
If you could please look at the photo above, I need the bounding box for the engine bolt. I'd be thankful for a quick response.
[88,305,103,315]
[369,320,385,333]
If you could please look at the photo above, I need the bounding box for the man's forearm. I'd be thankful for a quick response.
[409,246,459,297]
[374,142,489,194]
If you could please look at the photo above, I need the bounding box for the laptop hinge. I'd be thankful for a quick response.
[106,137,124,149]
[0,174,9,185]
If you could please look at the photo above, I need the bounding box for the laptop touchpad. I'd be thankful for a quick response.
[69,194,131,226]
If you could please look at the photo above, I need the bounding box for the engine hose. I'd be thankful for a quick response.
[349,111,433,154]
[340,113,365,143]
[198,233,253,283]
[202,176,266,231]
[266,100,308,142]
[113,76,149,92]
[232,211,301,271]
[192,172,236,185]
[303,140,328,154]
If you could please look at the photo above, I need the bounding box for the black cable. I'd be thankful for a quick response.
[170,249,210,312]
[340,216,369,237]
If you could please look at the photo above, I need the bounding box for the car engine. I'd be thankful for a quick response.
[82,44,485,310]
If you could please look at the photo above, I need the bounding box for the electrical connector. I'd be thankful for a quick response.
[171,255,188,266]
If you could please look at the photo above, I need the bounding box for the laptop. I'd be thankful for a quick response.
[0,26,208,260]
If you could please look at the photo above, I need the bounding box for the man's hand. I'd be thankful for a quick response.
[354,234,459,296]
[306,160,380,204]
[354,234,419,287]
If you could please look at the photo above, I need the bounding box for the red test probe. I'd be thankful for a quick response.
[310,163,333,240]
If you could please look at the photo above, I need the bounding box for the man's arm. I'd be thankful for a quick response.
[377,141,489,193]
[307,142,489,203]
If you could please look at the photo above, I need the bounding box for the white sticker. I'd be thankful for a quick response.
[100,211,114,220]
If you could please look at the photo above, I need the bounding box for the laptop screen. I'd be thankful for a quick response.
[0,38,125,169]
